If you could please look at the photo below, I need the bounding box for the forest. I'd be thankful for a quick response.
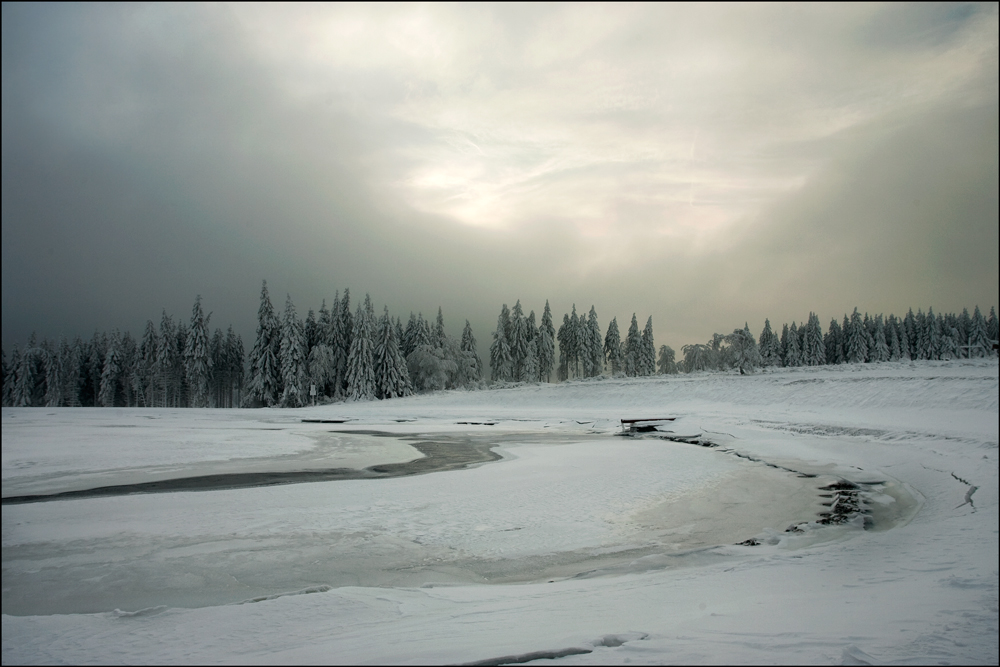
[2,281,997,408]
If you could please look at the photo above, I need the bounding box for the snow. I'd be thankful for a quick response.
[3,360,997,665]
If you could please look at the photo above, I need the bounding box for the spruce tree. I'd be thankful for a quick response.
[460,319,483,381]
[279,294,306,407]
[624,314,641,376]
[871,315,890,362]
[346,295,377,401]
[987,307,999,355]
[184,295,213,408]
[43,342,64,408]
[374,306,411,399]
[969,306,989,357]
[538,301,556,382]
[785,322,802,367]
[640,316,656,375]
[846,309,868,363]
[490,304,513,382]
[333,289,354,397]
[824,318,843,365]
[510,301,529,381]
[99,330,122,407]
[587,307,604,377]
[759,319,781,367]
[604,317,624,375]
[247,281,280,407]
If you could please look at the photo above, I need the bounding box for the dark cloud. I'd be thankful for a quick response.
[2,4,997,353]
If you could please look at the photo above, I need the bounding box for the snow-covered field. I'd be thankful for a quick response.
[3,360,998,665]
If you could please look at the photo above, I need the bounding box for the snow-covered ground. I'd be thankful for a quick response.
[3,360,997,665]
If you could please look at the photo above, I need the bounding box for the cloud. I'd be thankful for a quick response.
[2,3,997,351]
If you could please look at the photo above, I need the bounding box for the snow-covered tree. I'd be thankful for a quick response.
[968,306,990,357]
[374,306,411,399]
[460,320,483,382]
[538,301,555,382]
[333,289,354,397]
[184,295,214,408]
[640,316,656,376]
[784,322,802,367]
[871,315,890,363]
[624,314,641,376]
[845,309,867,364]
[657,345,677,374]
[586,307,604,377]
[2,346,18,407]
[682,343,712,373]
[510,301,529,381]
[346,295,377,401]
[279,294,307,408]
[246,281,280,407]
[43,341,64,407]
[803,313,826,366]
[99,330,122,407]
[987,307,999,355]
[604,317,624,376]
[490,304,513,383]
[759,319,781,367]
[556,313,571,381]
[727,324,763,375]
[824,318,844,365]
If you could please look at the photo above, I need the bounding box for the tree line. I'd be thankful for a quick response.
[682,305,999,375]
[489,300,665,382]
[3,291,996,408]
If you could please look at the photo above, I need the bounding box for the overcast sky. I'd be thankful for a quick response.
[3,3,997,354]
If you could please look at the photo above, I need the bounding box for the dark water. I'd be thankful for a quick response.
[1,431,502,505]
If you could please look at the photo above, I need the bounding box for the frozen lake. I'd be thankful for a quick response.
[3,360,997,665]
[3,423,848,616]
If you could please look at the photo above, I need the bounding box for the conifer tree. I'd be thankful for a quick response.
[759,319,781,367]
[510,301,529,381]
[779,323,790,366]
[226,326,244,407]
[346,295,377,401]
[586,307,604,377]
[99,330,122,407]
[63,338,82,407]
[434,307,447,348]
[460,319,483,381]
[846,309,868,363]
[604,317,624,375]
[279,294,306,407]
[871,315,890,362]
[640,316,656,375]
[5,345,22,406]
[490,304,513,382]
[987,307,999,355]
[785,322,802,367]
[333,289,354,397]
[43,342,64,408]
[887,316,902,361]
[926,308,942,360]
[556,314,571,381]
[624,314,641,376]
[374,306,411,399]
[969,306,990,357]
[247,281,280,407]
[538,301,556,382]
[184,295,213,408]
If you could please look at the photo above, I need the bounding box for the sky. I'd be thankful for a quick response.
[2,3,998,355]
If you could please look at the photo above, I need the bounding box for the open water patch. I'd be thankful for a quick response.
[1,431,502,505]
